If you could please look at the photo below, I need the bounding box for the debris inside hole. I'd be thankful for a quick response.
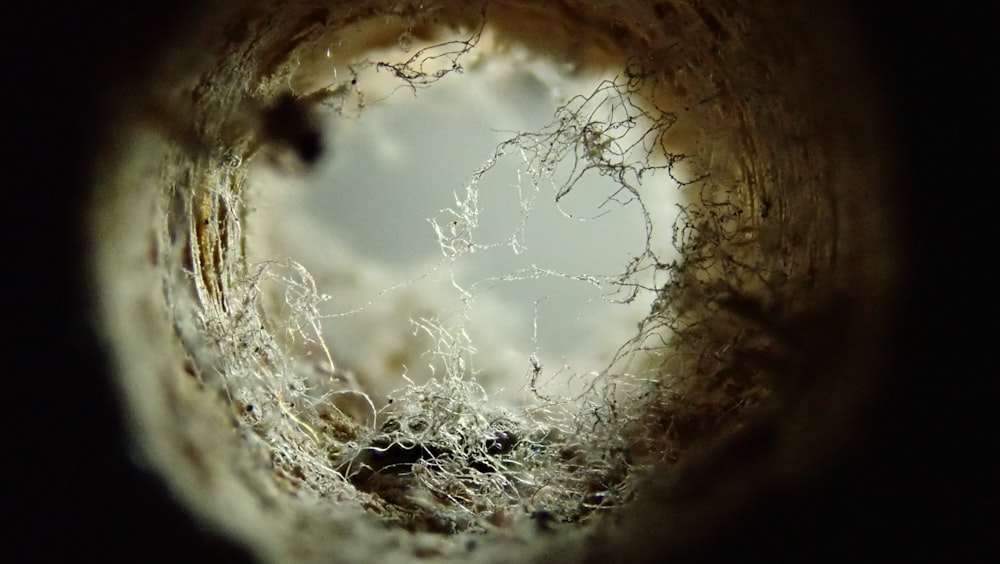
[241,26,694,532]
[93,0,899,559]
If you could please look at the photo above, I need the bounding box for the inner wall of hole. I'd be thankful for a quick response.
[248,39,681,405]
[92,1,897,562]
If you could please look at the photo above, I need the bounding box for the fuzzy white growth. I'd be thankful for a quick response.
[225,27,685,533]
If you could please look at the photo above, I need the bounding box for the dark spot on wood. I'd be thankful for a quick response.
[654,2,677,20]
[180,439,212,486]
[760,197,772,218]
[531,510,557,531]
[295,8,330,32]
[608,20,632,45]
[693,4,729,41]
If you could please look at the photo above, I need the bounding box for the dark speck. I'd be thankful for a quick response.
[260,93,325,165]
[295,131,323,164]
[485,431,516,455]
[531,510,556,531]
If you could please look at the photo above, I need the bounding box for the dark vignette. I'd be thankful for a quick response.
[4,1,991,562]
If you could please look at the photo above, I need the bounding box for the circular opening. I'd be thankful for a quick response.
[236,17,690,534]
[92,1,897,562]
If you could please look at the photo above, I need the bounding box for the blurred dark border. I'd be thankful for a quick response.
[4,2,992,562]
[5,2,255,561]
